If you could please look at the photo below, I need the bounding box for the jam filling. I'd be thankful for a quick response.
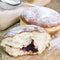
[21,40,38,53]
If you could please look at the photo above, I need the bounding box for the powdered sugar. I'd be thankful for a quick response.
[3,25,45,37]
[20,6,60,27]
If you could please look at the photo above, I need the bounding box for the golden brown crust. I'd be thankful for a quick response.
[20,6,60,34]
[45,25,60,34]
[20,17,60,34]
[20,6,60,28]
[20,15,60,28]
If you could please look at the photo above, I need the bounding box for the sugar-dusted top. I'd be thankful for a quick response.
[3,25,45,38]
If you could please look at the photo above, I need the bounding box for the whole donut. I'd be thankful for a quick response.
[1,25,51,57]
[20,6,60,34]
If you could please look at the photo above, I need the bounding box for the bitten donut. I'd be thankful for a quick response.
[20,6,60,34]
[1,25,51,57]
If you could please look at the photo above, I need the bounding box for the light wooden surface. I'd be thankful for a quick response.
[22,0,51,6]
[46,0,60,13]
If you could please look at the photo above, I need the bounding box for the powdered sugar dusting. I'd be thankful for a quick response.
[3,25,45,37]
[21,6,60,27]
